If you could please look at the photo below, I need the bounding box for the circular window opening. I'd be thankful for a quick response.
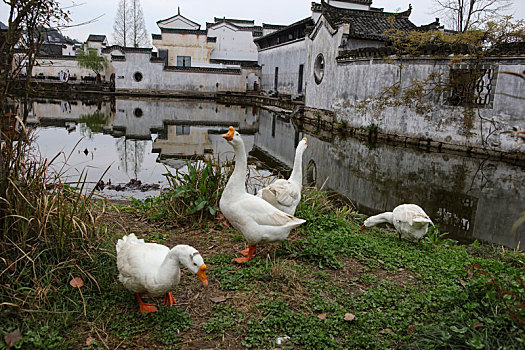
[314,54,325,85]
[306,160,317,186]
[134,72,143,82]
[134,108,143,118]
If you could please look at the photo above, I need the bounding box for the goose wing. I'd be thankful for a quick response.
[260,179,300,207]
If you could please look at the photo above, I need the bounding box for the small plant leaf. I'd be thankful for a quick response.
[344,313,355,322]
[473,322,483,329]
[69,277,84,288]
[4,329,23,347]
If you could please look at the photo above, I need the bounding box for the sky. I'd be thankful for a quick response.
[1,0,524,44]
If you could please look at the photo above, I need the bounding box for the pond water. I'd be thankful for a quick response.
[24,97,525,249]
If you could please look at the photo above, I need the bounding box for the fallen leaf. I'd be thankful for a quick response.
[69,277,84,288]
[473,322,484,329]
[379,328,394,335]
[317,313,327,320]
[407,325,416,333]
[378,259,385,265]
[85,336,95,346]
[4,329,22,347]
[344,313,356,322]
[210,296,227,303]
[6,260,15,272]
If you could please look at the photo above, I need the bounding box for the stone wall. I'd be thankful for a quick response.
[305,23,525,154]
[258,38,307,95]
[111,51,249,93]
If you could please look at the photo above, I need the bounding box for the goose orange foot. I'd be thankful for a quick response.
[234,244,256,263]
[135,293,158,313]
[163,292,176,306]
[239,247,250,256]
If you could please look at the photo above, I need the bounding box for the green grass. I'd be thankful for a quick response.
[2,173,523,349]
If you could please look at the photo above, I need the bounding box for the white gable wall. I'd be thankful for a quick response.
[158,15,200,30]
[208,23,258,61]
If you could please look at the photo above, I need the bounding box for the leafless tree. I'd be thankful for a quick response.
[112,0,149,47]
[433,0,513,32]
[130,0,148,47]
[112,0,130,46]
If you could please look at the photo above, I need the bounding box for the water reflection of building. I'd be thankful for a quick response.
[153,126,213,159]
[153,124,255,169]
[254,111,524,248]
[108,98,259,139]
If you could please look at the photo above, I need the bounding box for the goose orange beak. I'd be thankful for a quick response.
[197,264,208,286]
[302,137,308,147]
[223,126,235,141]
[360,225,366,230]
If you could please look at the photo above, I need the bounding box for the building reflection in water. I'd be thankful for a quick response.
[25,97,525,248]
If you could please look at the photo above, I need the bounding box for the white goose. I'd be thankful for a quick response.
[360,204,434,243]
[257,137,308,215]
[219,126,306,263]
[116,233,208,313]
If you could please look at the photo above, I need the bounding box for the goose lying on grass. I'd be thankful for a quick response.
[116,234,208,313]
[360,204,434,243]
[257,137,308,215]
[219,126,306,263]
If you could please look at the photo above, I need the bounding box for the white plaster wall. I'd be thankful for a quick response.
[31,57,100,79]
[112,52,246,92]
[208,24,258,61]
[305,24,525,152]
[258,38,307,94]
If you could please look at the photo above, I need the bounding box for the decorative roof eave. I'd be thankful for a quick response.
[160,28,207,35]
[254,17,314,43]
[102,45,153,54]
[156,13,201,30]
[308,15,338,41]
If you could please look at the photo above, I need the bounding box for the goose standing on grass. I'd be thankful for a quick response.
[360,204,434,243]
[116,234,208,313]
[257,137,308,215]
[219,126,306,263]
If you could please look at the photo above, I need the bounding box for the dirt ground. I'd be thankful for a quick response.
[99,205,416,349]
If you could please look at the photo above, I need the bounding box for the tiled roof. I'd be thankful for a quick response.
[0,21,7,30]
[213,17,254,26]
[160,28,207,35]
[254,17,314,43]
[101,45,153,54]
[321,0,417,40]
[262,23,288,30]
[330,0,372,4]
[87,34,106,42]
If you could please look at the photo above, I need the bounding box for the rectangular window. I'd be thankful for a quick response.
[274,67,279,90]
[445,66,496,108]
[176,56,191,67]
[176,125,190,135]
[158,49,168,67]
[298,64,304,94]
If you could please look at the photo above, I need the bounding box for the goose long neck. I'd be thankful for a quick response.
[289,146,305,185]
[225,140,247,195]
[368,212,394,226]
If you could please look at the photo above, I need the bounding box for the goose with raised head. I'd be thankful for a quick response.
[257,137,308,215]
[360,204,434,243]
[116,234,208,313]
[219,126,306,263]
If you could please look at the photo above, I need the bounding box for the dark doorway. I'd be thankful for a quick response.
[298,64,304,94]
[274,67,279,90]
